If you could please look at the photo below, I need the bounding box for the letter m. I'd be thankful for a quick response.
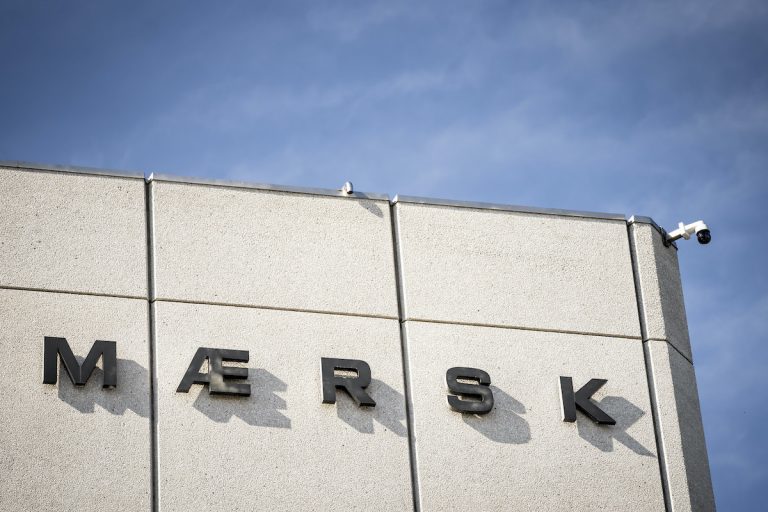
[43,337,117,388]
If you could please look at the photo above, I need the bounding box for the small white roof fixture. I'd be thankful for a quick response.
[341,181,354,195]
[664,220,711,247]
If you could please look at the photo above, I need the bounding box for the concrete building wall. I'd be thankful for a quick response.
[0,166,147,298]
[393,200,665,511]
[148,177,411,511]
[0,162,715,512]
[0,165,152,512]
[148,176,398,316]
[630,221,716,511]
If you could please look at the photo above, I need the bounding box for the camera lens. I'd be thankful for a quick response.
[696,229,711,245]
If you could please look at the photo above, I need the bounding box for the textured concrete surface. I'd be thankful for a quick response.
[0,167,715,512]
[154,300,411,512]
[150,181,397,317]
[646,340,715,511]
[630,223,693,361]
[0,167,147,298]
[403,320,664,511]
[0,288,151,512]
[394,203,640,338]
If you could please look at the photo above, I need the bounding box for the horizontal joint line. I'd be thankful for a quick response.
[643,337,694,364]
[0,285,146,301]
[402,317,641,339]
[150,297,398,320]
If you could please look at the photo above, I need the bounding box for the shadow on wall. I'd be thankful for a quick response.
[577,396,655,456]
[356,195,384,218]
[57,358,150,418]
[335,379,408,437]
[192,368,291,429]
[461,385,531,444]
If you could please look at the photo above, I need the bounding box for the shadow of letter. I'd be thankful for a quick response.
[335,379,407,437]
[57,358,150,418]
[577,396,655,456]
[461,385,531,444]
[192,368,291,429]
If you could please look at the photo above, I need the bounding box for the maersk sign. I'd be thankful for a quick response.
[0,161,715,512]
[42,337,618,424]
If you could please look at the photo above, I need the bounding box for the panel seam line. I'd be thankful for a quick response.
[628,224,671,512]
[148,297,398,320]
[0,284,145,301]
[145,180,159,512]
[401,317,641,340]
[643,337,693,365]
[390,204,421,512]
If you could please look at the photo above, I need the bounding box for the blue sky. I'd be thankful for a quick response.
[1,0,766,508]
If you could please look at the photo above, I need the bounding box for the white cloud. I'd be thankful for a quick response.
[306,0,423,40]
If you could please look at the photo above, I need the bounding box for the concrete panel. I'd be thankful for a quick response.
[0,167,147,298]
[630,222,692,361]
[393,203,640,338]
[150,180,397,317]
[646,340,715,511]
[403,320,664,511]
[154,301,411,512]
[0,288,151,511]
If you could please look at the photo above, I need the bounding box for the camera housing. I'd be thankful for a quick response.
[696,228,711,245]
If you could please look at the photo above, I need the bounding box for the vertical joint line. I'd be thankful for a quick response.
[145,179,159,512]
[627,224,671,512]
[390,203,420,512]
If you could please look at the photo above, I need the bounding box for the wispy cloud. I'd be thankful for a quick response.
[306,0,423,40]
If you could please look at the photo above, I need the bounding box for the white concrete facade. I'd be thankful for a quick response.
[0,162,715,511]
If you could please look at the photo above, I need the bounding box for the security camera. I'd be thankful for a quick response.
[696,228,711,245]
[664,220,711,246]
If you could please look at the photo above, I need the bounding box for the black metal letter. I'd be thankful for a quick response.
[43,337,117,388]
[446,367,494,414]
[321,357,376,407]
[559,376,616,425]
[177,348,250,396]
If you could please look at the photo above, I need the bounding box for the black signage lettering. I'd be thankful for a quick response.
[40,337,631,428]
[43,337,117,388]
[559,376,615,425]
[321,357,376,407]
[446,367,494,414]
[177,348,250,396]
